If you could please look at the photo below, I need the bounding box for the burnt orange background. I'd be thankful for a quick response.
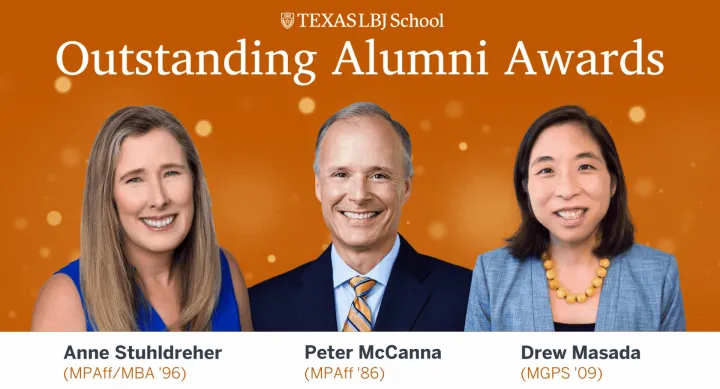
[1,1,717,331]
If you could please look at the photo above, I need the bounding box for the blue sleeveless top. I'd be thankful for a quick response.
[55,249,241,331]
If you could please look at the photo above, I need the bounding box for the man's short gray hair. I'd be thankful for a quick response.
[312,102,414,179]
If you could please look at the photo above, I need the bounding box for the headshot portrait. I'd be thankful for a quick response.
[464,105,686,332]
[31,106,253,332]
[249,102,472,331]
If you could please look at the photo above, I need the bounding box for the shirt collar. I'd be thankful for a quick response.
[331,234,401,288]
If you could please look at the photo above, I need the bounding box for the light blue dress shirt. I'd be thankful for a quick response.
[331,234,400,331]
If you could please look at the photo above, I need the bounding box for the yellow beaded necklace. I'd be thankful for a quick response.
[542,252,610,304]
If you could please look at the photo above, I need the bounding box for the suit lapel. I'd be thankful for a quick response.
[595,251,622,331]
[530,257,555,331]
[530,252,623,332]
[296,248,338,331]
[374,236,431,331]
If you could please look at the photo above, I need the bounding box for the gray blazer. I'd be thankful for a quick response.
[464,243,686,331]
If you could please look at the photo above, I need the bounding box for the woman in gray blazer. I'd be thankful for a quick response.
[465,105,685,332]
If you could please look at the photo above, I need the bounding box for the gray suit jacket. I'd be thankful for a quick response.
[464,243,686,331]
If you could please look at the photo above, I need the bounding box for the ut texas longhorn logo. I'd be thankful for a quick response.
[280,12,294,29]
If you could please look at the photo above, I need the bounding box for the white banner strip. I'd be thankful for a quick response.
[0,333,715,388]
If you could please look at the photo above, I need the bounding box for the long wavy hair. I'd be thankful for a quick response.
[80,105,220,331]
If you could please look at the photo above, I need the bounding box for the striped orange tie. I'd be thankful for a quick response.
[342,276,377,332]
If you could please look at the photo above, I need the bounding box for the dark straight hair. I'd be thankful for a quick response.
[505,105,634,260]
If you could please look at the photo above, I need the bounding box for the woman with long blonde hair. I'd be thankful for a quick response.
[32,106,252,331]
